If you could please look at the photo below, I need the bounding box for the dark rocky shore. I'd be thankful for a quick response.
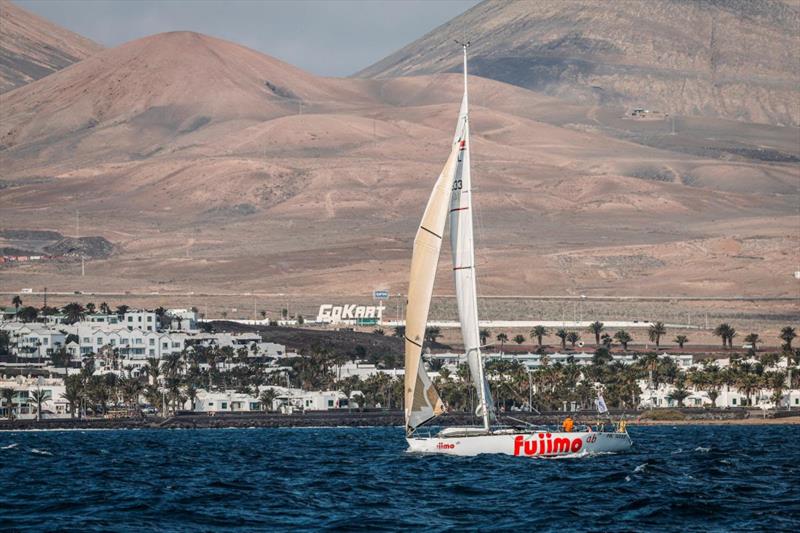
[0,407,782,431]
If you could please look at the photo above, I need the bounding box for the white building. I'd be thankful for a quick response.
[192,389,262,413]
[0,322,66,359]
[122,310,158,331]
[431,351,694,370]
[0,375,69,419]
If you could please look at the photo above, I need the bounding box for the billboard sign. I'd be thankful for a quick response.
[373,290,390,300]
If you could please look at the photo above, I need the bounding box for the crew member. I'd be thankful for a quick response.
[562,416,574,432]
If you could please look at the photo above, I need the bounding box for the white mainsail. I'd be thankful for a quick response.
[403,144,460,434]
[449,43,493,430]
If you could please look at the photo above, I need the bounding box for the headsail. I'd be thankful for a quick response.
[449,42,494,430]
[403,144,460,434]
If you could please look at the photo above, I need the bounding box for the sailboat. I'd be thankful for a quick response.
[403,43,632,457]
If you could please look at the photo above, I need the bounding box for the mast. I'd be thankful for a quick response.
[451,41,492,432]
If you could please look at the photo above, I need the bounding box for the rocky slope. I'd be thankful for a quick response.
[357,0,800,127]
[0,0,102,93]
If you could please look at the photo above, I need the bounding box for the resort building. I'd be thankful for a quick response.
[0,375,69,419]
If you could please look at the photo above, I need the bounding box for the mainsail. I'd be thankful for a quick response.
[403,144,459,434]
[449,43,493,429]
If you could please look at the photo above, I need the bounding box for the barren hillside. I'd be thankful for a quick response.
[357,0,800,127]
[0,0,102,93]
[1,31,797,302]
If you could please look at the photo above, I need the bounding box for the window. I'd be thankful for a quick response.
[97,338,103,345]
[147,316,153,322]
[135,338,143,345]
[162,342,168,349]
[221,402,227,409]
[122,339,129,345]
[328,400,334,407]
[138,316,142,322]
[208,402,214,407]
[172,342,180,348]
[42,338,48,345]
[732,398,737,405]
[83,337,90,343]
[128,316,133,322]
[149,339,155,346]
[149,349,154,356]
[110,339,116,346]
[147,326,152,331]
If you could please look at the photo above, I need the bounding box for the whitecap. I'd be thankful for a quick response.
[1,443,18,450]
[633,463,647,473]
[30,448,53,456]
[694,446,711,453]
[625,475,631,482]
[671,448,684,454]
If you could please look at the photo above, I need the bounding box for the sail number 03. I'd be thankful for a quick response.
[452,179,463,190]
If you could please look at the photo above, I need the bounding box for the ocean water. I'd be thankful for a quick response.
[1,425,798,532]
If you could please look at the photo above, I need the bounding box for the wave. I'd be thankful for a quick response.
[30,448,53,456]
[1,443,18,450]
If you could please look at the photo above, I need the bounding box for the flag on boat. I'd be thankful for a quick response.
[595,395,608,414]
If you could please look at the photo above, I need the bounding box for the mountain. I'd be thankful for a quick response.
[0,0,102,93]
[357,0,800,127]
[1,31,797,303]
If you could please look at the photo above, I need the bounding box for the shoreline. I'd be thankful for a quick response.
[1,411,799,431]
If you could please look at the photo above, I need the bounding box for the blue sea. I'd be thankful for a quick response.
[1,425,798,531]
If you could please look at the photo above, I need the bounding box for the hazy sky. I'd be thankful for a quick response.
[17,0,481,76]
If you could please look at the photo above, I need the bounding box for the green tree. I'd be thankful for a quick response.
[259,388,278,412]
[674,335,688,349]
[337,375,362,412]
[1,388,16,419]
[779,326,796,350]
[11,295,22,318]
[115,305,130,316]
[513,334,525,345]
[555,329,568,350]
[85,302,96,314]
[744,333,760,351]
[667,376,690,407]
[531,326,547,348]
[588,321,604,345]
[566,331,580,348]
[614,330,632,350]
[51,346,71,379]
[28,388,51,421]
[17,306,38,322]
[480,329,491,345]
[714,323,732,349]
[62,302,85,324]
[372,328,384,336]
[496,333,508,352]
[393,326,405,338]
[99,302,111,314]
[648,321,667,349]
[425,327,442,344]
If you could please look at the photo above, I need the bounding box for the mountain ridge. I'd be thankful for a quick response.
[0,0,103,93]
[356,0,800,127]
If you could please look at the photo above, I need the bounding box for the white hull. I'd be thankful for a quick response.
[407,429,632,457]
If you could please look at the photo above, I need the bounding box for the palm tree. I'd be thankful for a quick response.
[666,377,690,407]
[62,375,84,418]
[99,302,111,314]
[29,389,51,421]
[674,335,688,349]
[11,296,22,319]
[735,371,760,407]
[648,321,667,349]
[393,325,405,338]
[531,326,547,348]
[566,331,580,348]
[587,321,604,346]
[372,328,384,336]
[479,329,491,346]
[1,388,15,419]
[779,326,796,350]
[513,334,525,345]
[614,330,632,350]
[85,302,96,314]
[115,305,130,316]
[727,326,737,349]
[425,327,442,344]
[714,323,732,349]
[555,329,568,350]
[62,302,85,324]
[259,388,279,412]
[744,333,760,352]
[496,333,508,353]
[51,346,71,379]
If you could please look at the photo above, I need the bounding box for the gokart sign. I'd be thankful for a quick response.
[316,302,386,324]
